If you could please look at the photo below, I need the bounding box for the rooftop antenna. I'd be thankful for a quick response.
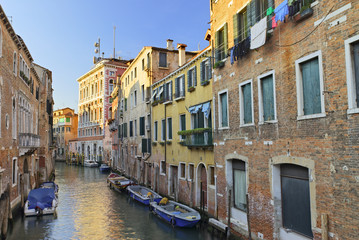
[113,26,116,59]
[198,42,200,51]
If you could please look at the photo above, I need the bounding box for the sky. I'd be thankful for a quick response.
[0,0,210,112]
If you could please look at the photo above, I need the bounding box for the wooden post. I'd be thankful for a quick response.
[321,214,328,240]
[246,194,252,240]
[200,182,203,212]
[227,189,231,239]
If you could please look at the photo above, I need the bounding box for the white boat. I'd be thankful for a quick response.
[84,160,98,167]
[24,188,57,217]
[127,185,162,205]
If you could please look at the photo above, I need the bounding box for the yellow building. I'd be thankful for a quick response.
[53,108,78,160]
[151,44,215,213]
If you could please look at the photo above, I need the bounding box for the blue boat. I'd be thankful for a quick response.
[127,185,162,205]
[24,188,57,217]
[150,200,201,227]
[40,181,59,196]
[99,164,110,172]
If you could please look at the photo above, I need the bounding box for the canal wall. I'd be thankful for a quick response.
[0,185,11,239]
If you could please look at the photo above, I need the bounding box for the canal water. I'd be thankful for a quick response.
[7,162,219,240]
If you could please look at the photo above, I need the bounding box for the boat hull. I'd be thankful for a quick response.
[127,186,162,205]
[24,200,57,217]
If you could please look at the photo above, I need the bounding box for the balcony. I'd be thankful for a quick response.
[19,133,40,156]
[178,128,213,148]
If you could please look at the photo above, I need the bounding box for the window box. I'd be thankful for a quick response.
[152,142,157,146]
[159,141,165,146]
[188,86,195,92]
[214,61,225,69]
[201,80,210,86]
[294,7,313,23]
[166,141,172,145]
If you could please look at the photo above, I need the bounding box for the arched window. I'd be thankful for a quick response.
[12,98,16,139]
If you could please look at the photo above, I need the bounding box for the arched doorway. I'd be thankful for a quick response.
[197,163,207,209]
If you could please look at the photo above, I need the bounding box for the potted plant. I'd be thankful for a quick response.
[294,3,313,22]
[201,80,210,86]
[214,61,225,69]
[188,86,195,92]
[159,141,165,146]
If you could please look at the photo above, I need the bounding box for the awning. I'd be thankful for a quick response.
[202,102,211,119]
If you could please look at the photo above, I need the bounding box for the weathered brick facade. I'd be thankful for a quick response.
[211,0,359,239]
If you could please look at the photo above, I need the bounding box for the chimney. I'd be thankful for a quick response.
[167,39,174,50]
[177,43,187,67]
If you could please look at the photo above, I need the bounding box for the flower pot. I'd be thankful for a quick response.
[294,7,313,23]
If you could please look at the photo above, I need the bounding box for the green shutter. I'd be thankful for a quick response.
[125,98,127,111]
[261,75,275,121]
[302,58,321,115]
[243,83,252,124]
[187,70,191,90]
[215,30,220,62]
[168,118,172,139]
[200,61,205,84]
[175,77,179,97]
[209,59,212,79]
[233,13,239,45]
[353,42,359,107]
[223,23,228,58]
[194,66,197,86]
[142,138,147,153]
[182,76,185,96]
[221,93,228,127]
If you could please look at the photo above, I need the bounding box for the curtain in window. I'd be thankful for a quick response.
[168,118,172,139]
[302,58,321,115]
[234,169,246,210]
[220,93,228,127]
[261,75,274,121]
[243,84,252,124]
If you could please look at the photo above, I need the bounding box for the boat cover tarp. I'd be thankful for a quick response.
[28,188,55,210]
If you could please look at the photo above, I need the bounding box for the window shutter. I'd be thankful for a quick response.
[142,138,147,153]
[187,70,191,90]
[164,84,167,101]
[302,58,321,115]
[200,61,205,84]
[215,31,220,62]
[209,59,213,79]
[175,77,179,97]
[243,84,252,124]
[261,75,275,121]
[182,76,185,96]
[169,81,172,100]
[233,13,239,45]
[353,42,359,107]
[194,66,197,86]
[223,23,228,58]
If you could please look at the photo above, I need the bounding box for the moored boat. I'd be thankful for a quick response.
[84,160,98,167]
[24,188,57,217]
[107,173,135,192]
[40,181,59,196]
[127,185,162,205]
[99,164,110,172]
[150,200,201,227]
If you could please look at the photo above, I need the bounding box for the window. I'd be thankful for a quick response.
[167,118,172,140]
[141,85,145,102]
[124,98,127,111]
[139,117,145,136]
[154,121,158,141]
[142,58,145,70]
[134,90,137,106]
[187,66,197,90]
[12,158,17,186]
[258,71,277,123]
[175,75,185,98]
[218,90,229,128]
[200,59,212,85]
[180,163,186,179]
[215,23,228,62]
[233,8,248,44]
[161,119,165,141]
[134,119,137,136]
[159,52,167,67]
[295,51,325,119]
[13,52,17,75]
[66,117,71,122]
[209,166,215,185]
[188,164,194,181]
[129,121,133,137]
[109,79,114,94]
[66,127,71,132]
[147,53,151,69]
[345,35,359,113]
[12,98,16,139]
[179,114,186,140]
[160,160,166,175]
[281,164,313,238]
[134,67,137,78]
[164,81,172,102]
[123,123,128,137]
[239,80,254,125]
[233,160,246,211]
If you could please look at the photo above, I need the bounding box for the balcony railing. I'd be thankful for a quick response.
[19,133,40,148]
[178,128,213,148]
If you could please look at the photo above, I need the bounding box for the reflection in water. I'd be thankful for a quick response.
[7,163,218,240]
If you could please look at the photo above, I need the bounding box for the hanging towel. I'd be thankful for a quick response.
[230,47,235,65]
[266,7,274,16]
[272,16,277,28]
[274,0,289,23]
[250,16,267,50]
